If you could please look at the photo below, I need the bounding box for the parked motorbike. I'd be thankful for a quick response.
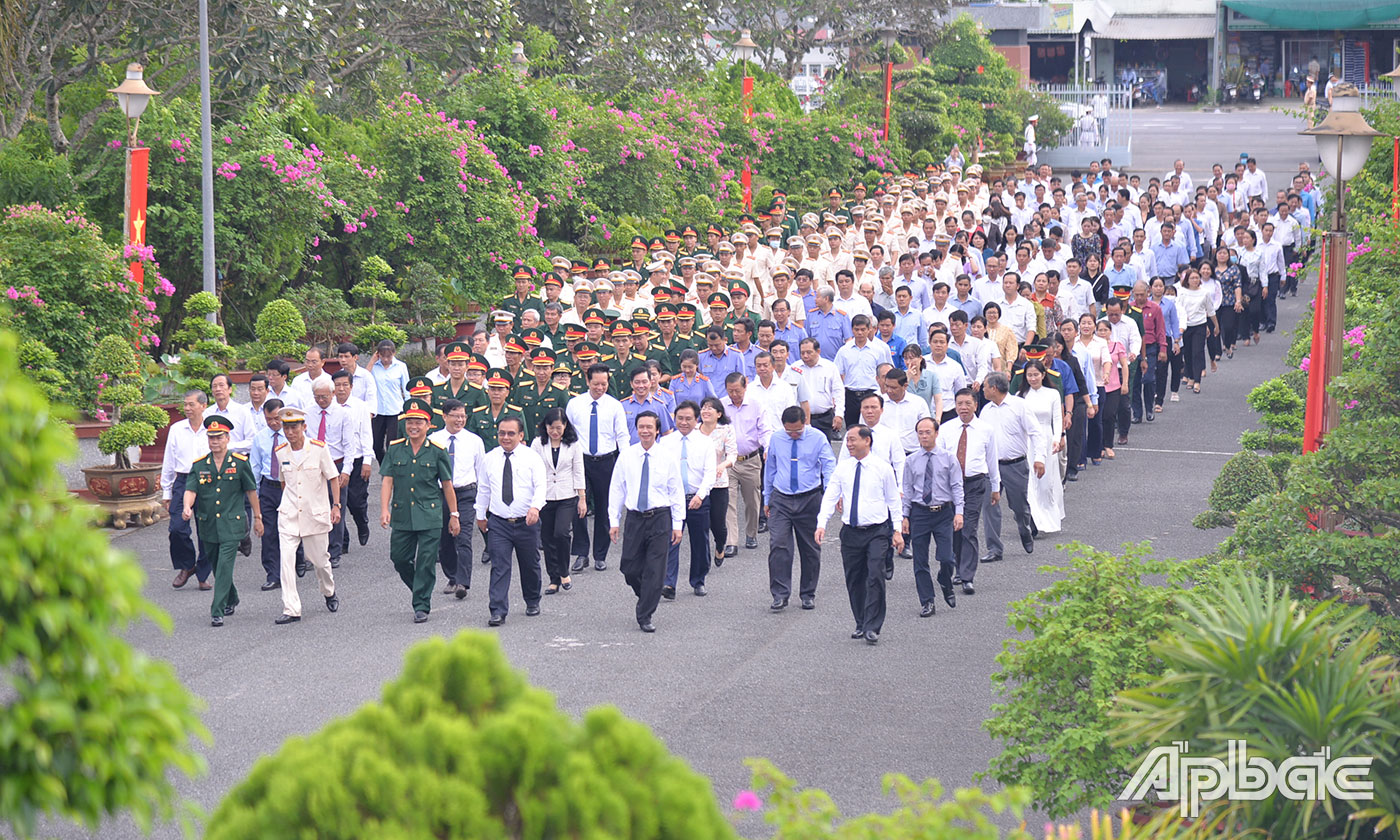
[1187,77,1204,104]
[1223,81,1239,103]
[1249,73,1265,102]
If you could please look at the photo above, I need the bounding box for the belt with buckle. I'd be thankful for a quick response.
[632,506,669,518]
[584,451,617,460]
[490,513,527,524]
[454,482,477,491]
[998,455,1025,466]
[919,502,949,513]
[736,448,764,463]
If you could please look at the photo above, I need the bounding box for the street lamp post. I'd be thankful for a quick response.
[510,42,530,77]
[108,64,159,322]
[879,26,898,143]
[197,0,216,316]
[1298,83,1381,468]
[735,29,758,212]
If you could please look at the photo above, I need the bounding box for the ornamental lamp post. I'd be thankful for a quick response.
[735,29,758,212]
[879,26,898,143]
[510,41,529,77]
[1297,83,1380,467]
[109,64,160,328]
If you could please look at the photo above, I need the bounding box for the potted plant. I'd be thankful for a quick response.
[351,255,409,350]
[145,291,234,400]
[83,335,170,527]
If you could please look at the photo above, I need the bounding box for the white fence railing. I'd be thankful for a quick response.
[1033,84,1133,154]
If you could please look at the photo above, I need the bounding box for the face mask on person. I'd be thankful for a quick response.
[769,238,781,249]
[1230,255,1239,264]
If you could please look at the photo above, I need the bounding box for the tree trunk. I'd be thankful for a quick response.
[46,82,69,154]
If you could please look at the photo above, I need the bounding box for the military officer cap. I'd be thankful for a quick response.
[853,247,871,261]
[485,368,513,389]
[204,415,234,437]
[570,258,590,274]
[511,266,533,281]
[1023,342,1051,361]
[706,223,724,238]
[680,224,699,238]
[574,342,601,360]
[677,302,698,318]
[520,327,545,347]
[531,347,557,365]
[804,233,822,245]
[663,229,681,243]
[542,271,564,287]
[571,279,594,293]
[800,212,819,227]
[407,376,435,396]
[632,321,653,338]
[702,260,724,274]
[678,256,696,268]
[668,281,688,297]
[279,406,307,424]
[827,187,843,198]
[716,241,736,253]
[631,307,653,323]
[1111,283,1133,300]
[656,303,678,321]
[737,213,757,225]
[630,235,648,249]
[610,320,633,338]
[851,205,866,216]
[730,280,751,298]
[468,353,490,372]
[650,285,671,302]
[707,291,731,309]
[583,307,607,325]
[786,235,804,247]
[862,220,880,231]
[593,278,615,293]
[553,361,573,375]
[564,324,587,341]
[592,257,611,271]
[695,274,715,288]
[730,233,748,245]
[647,237,666,251]
[401,397,434,422]
[721,268,744,283]
[756,211,771,223]
[551,256,571,270]
[645,259,668,274]
[444,340,471,361]
[765,226,783,238]
[825,227,842,239]
[657,251,675,264]
[821,212,837,224]
[771,264,791,279]
[504,336,528,354]
[853,182,867,192]
[493,309,516,325]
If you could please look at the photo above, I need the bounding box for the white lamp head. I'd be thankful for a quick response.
[108,63,160,122]
[510,42,528,75]
[880,26,898,49]
[734,30,758,64]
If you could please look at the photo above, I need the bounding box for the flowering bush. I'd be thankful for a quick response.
[0,203,170,405]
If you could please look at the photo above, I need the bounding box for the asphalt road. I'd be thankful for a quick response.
[34,108,1317,839]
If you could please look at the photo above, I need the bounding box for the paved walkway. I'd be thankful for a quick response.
[44,111,1316,838]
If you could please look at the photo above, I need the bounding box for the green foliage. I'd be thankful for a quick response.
[1240,376,1304,454]
[390,264,457,342]
[0,136,77,210]
[208,631,736,839]
[15,337,67,403]
[1196,450,1278,529]
[254,299,307,360]
[982,543,1194,818]
[353,322,409,353]
[89,334,165,465]
[1115,573,1400,838]
[400,351,438,377]
[0,330,206,838]
[748,759,1036,839]
[280,283,353,349]
[96,420,159,455]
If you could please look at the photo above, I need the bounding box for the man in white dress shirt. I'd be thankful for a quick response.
[748,352,798,435]
[475,416,546,626]
[937,388,999,595]
[429,399,486,598]
[335,342,379,410]
[880,368,932,454]
[332,369,375,552]
[816,425,903,645]
[291,346,334,405]
[661,401,716,599]
[608,411,684,632]
[264,360,302,411]
[566,364,631,572]
[978,372,1044,562]
[307,381,356,567]
[794,338,842,440]
[162,389,212,589]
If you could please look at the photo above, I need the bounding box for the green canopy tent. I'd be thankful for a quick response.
[1222,0,1400,30]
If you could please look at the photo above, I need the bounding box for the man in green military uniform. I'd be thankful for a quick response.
[398,376,445,436]
[431,341,474,407]
[182,414,262,627]
[380,397,458,623]
[502,335,530,391]
[1009,342,1065,396]
[462,354,490,410]
[675,303,705,351]
[647,303,685,379]
[705,291,737,343]
[499,266,545,324]
[518,348,569,432]
[602,320,641,400]
[570,342,601,394]
[469,368,528,447]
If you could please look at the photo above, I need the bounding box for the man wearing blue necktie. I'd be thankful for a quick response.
[663,401,717,599]
[762,405,836,611]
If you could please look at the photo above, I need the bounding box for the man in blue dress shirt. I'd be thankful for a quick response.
[762,406,836,611]
[698,326,746,384]
[1149,223,1189,282]
[621,366,675,443]
[805,288,852,361]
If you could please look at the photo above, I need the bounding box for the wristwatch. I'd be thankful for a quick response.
[450,512,461,518]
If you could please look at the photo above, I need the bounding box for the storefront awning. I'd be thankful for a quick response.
[1222,0,1400,30]
[1092,15,1218,40]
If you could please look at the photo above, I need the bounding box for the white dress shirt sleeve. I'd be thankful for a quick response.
[525,448,547,511]
[474,453,494,521]
[160,423,180,500]
[607,447,631,528]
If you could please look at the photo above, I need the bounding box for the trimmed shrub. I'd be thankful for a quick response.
[1198,450,1278,528]
[254,299,307,360]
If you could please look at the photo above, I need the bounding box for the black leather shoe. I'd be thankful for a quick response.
[723,546,738,559]
[898,547,913,559]
[329,558,340,569]
[919,602,936,618]
[261,580,280,591]
[800,596,815,610]
[358,527,369,546]
[770,597,788,611]
[296,561,309,578]
[571,556,587,571]
[223,605,235,616]
[488,614,504,626]
[340,542,349,556]
[525,604,540,616]
[850,628,865,639]
[943,590,957,608]
[210,615,224,627]
[1066,470,1079,482]
[962,582,975,595]
[594,559,607,571]
[884,566,894,581]
[661,586,676,600]
[693,584,707,597]
[325,595,339,612]
[757,518,769,534]
[238,537,252,557]
[481,555,492,564]
[639,621,656,633]
[413,610,429,624]
[864,631,879,645]
[1022,539,1035,554]
[1131,417,1143,425]
[453,584,467,599]
[274,613,299,625]
[745,537,758,550]
[982,553,1003,563]
[1145,412,1155,422]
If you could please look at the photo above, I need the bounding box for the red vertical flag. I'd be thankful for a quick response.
[126,147,150,294]
[1302,247,1328,454]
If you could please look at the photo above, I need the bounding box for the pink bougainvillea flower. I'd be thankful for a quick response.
[732,791,762,812]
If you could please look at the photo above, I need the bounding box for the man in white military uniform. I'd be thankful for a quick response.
[272,406,341,624]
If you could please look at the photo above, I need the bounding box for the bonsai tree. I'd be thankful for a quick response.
[253,298,308,361]
[92,335,169,469]
[207,632,736,839]
[16,337,68,404]
[147,291,234,397]
[351,255,408,350]
[1240,376,1304,482]
[0,329,206,838]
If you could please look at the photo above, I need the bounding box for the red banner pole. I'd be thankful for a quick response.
[126,147,150,338]
[1391,136,1398,222]
[742,74,754,211]
[1302,246,1327,454]
[883,61,894,141]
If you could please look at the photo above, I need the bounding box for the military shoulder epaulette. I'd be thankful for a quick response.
[274,442,289,451]
[470,382,485,391]
[390,438,406,445]
[429,439,446,449]
[472,405,489,412]
[696,373,710,380]
[507,404,522,411]
[310,439,327,446]
[660,386,673,394]
[194,453,211,464]
[232,452,248,460]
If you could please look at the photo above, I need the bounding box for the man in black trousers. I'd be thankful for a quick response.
[902,417,964,616]
[815,425,903,645]
[608,411,684,633]
[474,416,546,626]
[763,405,836,611]
[939,388,999,595]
